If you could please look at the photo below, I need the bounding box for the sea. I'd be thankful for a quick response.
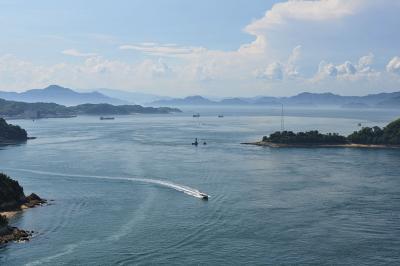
[1,106,400,265]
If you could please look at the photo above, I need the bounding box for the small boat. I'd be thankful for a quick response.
[199,192,209,200]
[193,113,200,118]
[192,138,199,146]
[218,115,224,118]
[100,116,115,120]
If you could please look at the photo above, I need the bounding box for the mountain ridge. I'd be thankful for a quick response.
[0,85,126,106]
[150,91,400,108]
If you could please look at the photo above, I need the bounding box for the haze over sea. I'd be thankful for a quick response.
[1,107,400,265]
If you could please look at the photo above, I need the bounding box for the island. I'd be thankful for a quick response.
[0,98,181,120]
[0,118,30,144]
[0,173,46,244]
[244,118,400,148]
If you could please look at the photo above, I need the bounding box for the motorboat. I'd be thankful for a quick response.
[193,113,200,118]
[199,192,209,200]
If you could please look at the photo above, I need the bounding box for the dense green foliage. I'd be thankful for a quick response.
[348,118,400,145]
[0,215,8,227]
[0,98,181,118]
[263,130,347,144]
[0,173,25,211]
[0,118,27,142]
[263,118,400,145]
[0,98,73,118]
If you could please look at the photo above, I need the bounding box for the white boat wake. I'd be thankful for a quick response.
[0,168,208,199]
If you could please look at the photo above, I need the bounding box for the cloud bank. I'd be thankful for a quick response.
[1,0,399,96]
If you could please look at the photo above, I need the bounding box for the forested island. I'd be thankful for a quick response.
[0,173,46,244]
[245,118,400,148]
[0,98,181,119]
[0,118,29,144]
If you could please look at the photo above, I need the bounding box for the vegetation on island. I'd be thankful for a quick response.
[0,173,46,244]
[262,118,400,146]
[0,98,181,119]
[0,98,75,119]
[0,173,26,211]
[0,118,28,143]
[263,130,347,144]
[69,103,181,115]
[348,118,400,145]
[0,214,8,228]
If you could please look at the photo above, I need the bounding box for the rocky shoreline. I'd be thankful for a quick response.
[242,141,400,149]
[0,194,46,245]
[0,226,34,244]
[0,172,46,245]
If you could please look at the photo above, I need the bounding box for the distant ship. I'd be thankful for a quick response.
[218,115,224,118]
[100,116,115,120]
[199,192,209,200]
[193,113,200,118]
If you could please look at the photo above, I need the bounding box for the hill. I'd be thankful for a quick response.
[0,98,75,119]
[348,118,400,145]
[252,117,400,147]
[0,118,28,143]
[0,98,181,119]
[69,103,181,115]
[219,98,249,105]
[0,173,26,211]
[151,95,216,106]
[376,96,400,108]
[0,173,46,244]
[150,91,400,108]
[97,88,170,105]
[0,85,126,106]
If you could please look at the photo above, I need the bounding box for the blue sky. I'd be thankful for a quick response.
[0,0,272,62]
[0,0,399,96]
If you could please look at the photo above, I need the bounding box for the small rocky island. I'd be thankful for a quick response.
[245,118,400,148]
[0,173,46,244]
[0,118,29,144]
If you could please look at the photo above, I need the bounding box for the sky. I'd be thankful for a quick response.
[0,0,399,97]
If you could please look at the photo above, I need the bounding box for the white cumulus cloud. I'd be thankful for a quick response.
[386,56,400,74]
[245,0,363,35]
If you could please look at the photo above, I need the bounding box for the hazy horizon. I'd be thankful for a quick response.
[1,83,400,100]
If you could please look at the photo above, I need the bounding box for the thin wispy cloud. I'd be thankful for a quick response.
[62,49,97,58]
[119,43,205,57]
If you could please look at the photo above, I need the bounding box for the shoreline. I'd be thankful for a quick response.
[0,200,46,219]
[0,194,47,245]
[242,141,400,149]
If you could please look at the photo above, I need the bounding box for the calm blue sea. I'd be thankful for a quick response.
[1,107,400,265]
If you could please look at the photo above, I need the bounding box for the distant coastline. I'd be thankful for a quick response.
[0,98,181,120]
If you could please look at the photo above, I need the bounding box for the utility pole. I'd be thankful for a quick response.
[280,103,285,132]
